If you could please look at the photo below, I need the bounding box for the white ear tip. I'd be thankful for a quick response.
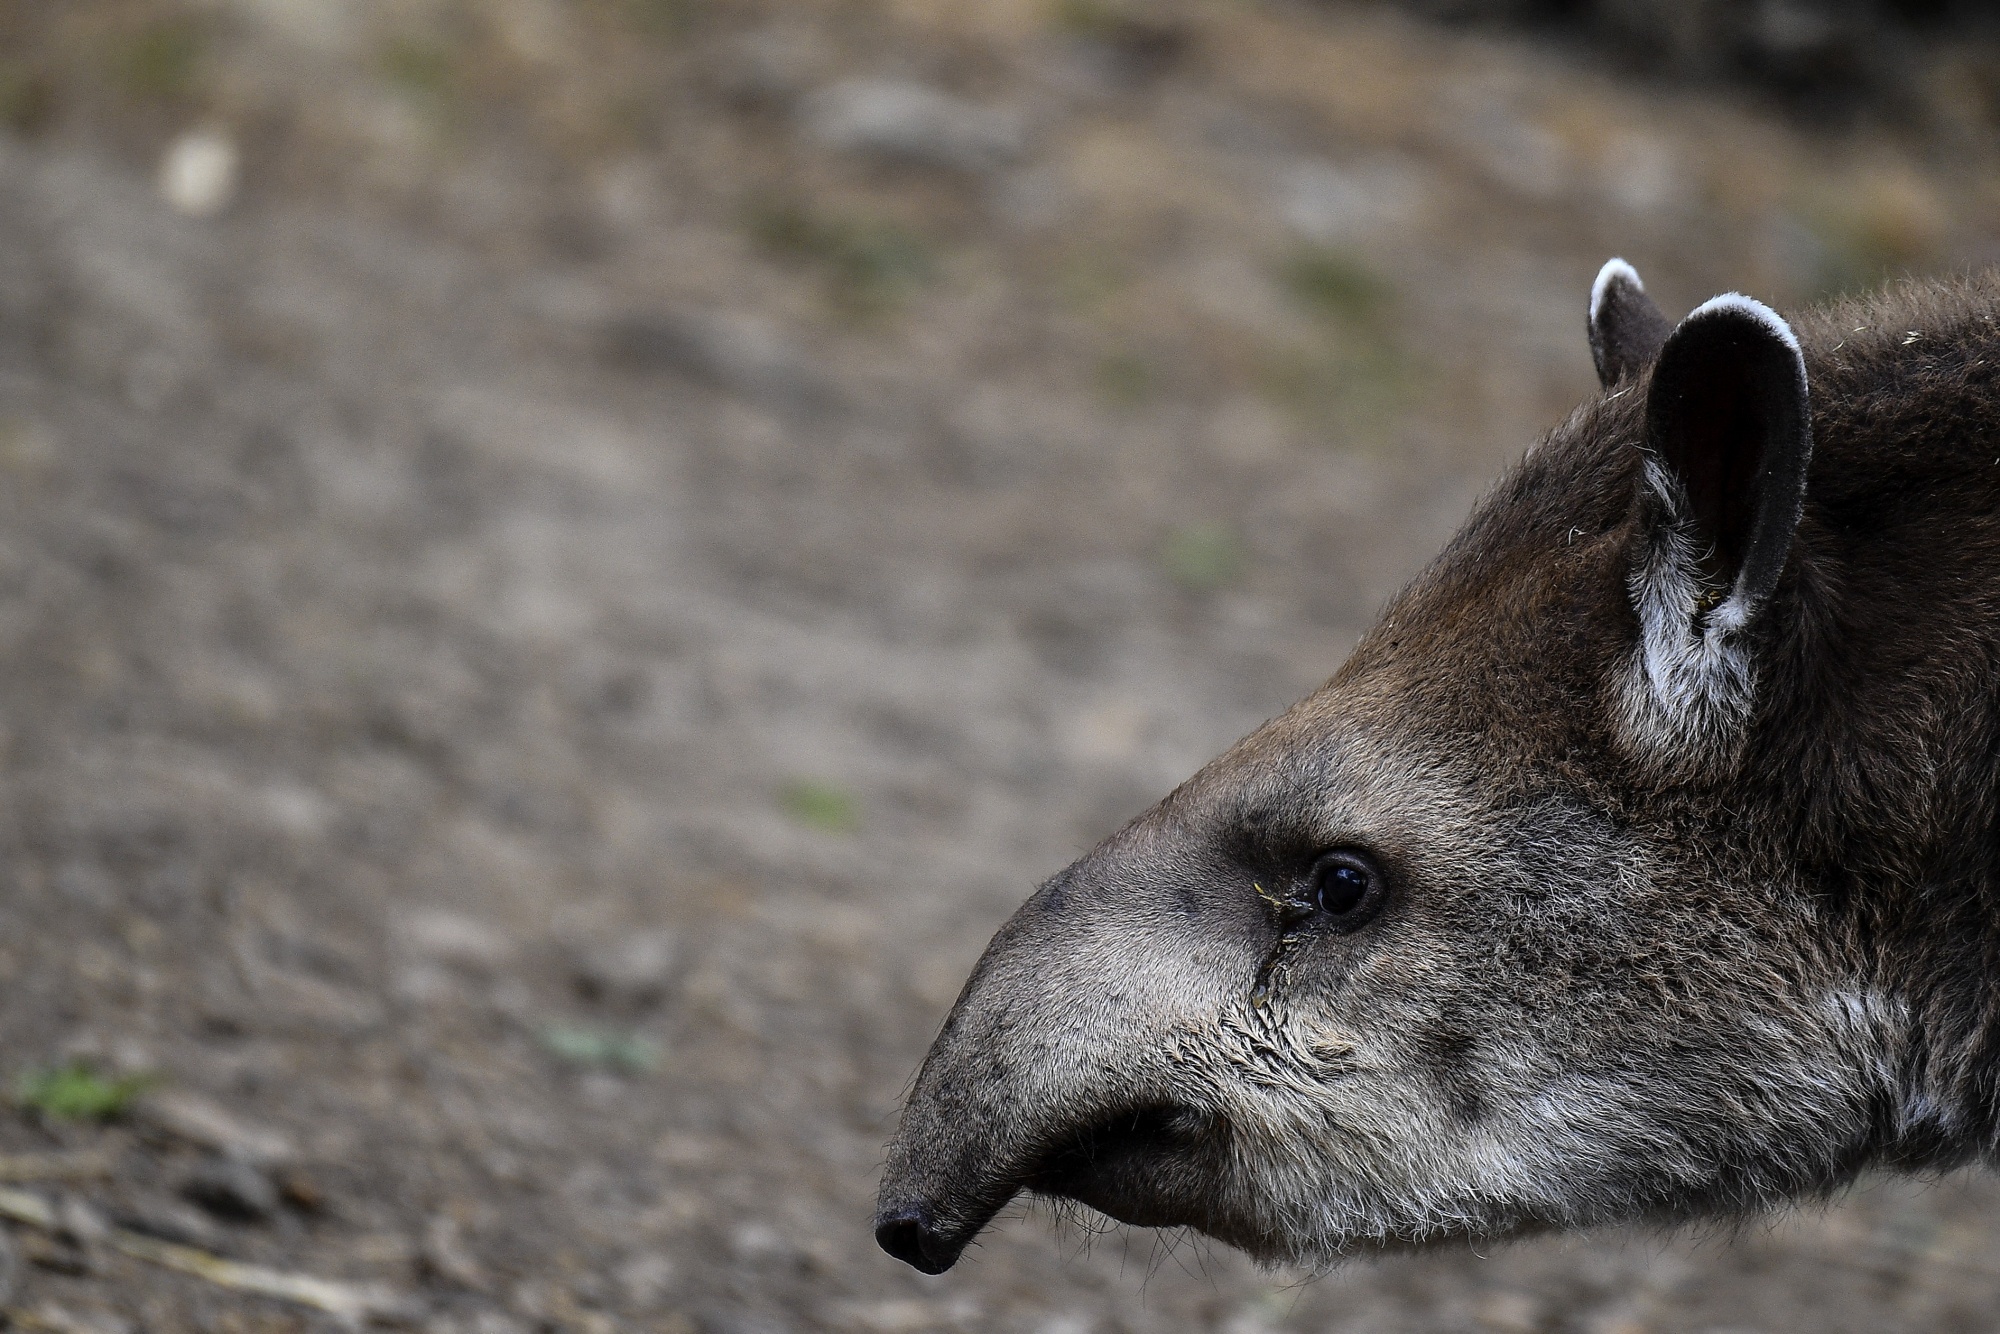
[1684,292,1802,355]
[1590,258,1644,323]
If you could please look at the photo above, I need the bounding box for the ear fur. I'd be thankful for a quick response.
[1588,258,1673,389]
[1619,292,1812,768]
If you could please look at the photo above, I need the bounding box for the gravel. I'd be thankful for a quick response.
[0,2,1993,1331]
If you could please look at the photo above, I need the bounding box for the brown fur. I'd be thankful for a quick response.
[875,274,2000,1275]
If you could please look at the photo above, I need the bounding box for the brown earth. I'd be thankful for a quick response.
[0,2,1998,1332]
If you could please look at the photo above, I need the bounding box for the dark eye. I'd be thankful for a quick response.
[1306,850,1386,931]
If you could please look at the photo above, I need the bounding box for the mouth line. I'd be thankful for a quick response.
[1020,1102,1223,1229]
[1023,1103,1199,1191]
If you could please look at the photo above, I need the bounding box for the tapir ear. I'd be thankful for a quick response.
[1619,292,1811,763]
[1640,293,1812,618]
[1588,258,1672,388]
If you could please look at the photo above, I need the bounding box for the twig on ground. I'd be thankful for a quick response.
[0,1185,415,1326]
[0,1154,115,1184]
[0,1187,57,1230]
[108,1229,414,1325]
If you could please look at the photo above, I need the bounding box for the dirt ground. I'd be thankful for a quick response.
[1,2,2000,1331]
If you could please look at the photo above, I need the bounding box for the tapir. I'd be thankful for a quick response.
[875,262,2000,1274]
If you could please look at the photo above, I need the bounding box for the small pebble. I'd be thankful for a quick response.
[572,929,680,1007]
[399,908,516,972]
[728,1221,790,1264]
[182,1155,281,1223]
[158,129,239,218]
[138,1090,295,1167]
[276,1167,325,1213]
[110,1199,226,1252]
[55,1195,108,1246]
[801,79,1024,174]
[423,1214,488,1290]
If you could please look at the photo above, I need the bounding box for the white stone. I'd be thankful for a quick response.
[573,929,681,1006]
[398,907,517,971]
[158,130,239,218]
[802,79,1025,174]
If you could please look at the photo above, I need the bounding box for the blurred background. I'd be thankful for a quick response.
[0,1,1998,1331]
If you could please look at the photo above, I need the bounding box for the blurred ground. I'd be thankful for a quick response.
[0,2,1998,1332]
[1378,0,2000,133]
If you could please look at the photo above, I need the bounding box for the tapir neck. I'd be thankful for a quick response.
[1744,312,2000,1171]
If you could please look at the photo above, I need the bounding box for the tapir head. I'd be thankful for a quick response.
[878,262,1898,1273]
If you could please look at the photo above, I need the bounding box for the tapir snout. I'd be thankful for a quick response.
[876,810,1266,1271]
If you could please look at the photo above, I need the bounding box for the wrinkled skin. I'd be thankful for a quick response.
[876,273,2000,1274]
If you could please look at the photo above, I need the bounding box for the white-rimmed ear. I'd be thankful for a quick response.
[1620,293,1812,765]
[1588,258,1672,389]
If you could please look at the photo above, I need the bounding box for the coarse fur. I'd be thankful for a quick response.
[875,272,2000,1275]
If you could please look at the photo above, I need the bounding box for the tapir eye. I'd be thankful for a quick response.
[1306,850,1386,930]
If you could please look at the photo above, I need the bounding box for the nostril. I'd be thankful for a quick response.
[875,1207,953,1274]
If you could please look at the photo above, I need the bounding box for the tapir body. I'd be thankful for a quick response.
[877,266,2000,1274]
